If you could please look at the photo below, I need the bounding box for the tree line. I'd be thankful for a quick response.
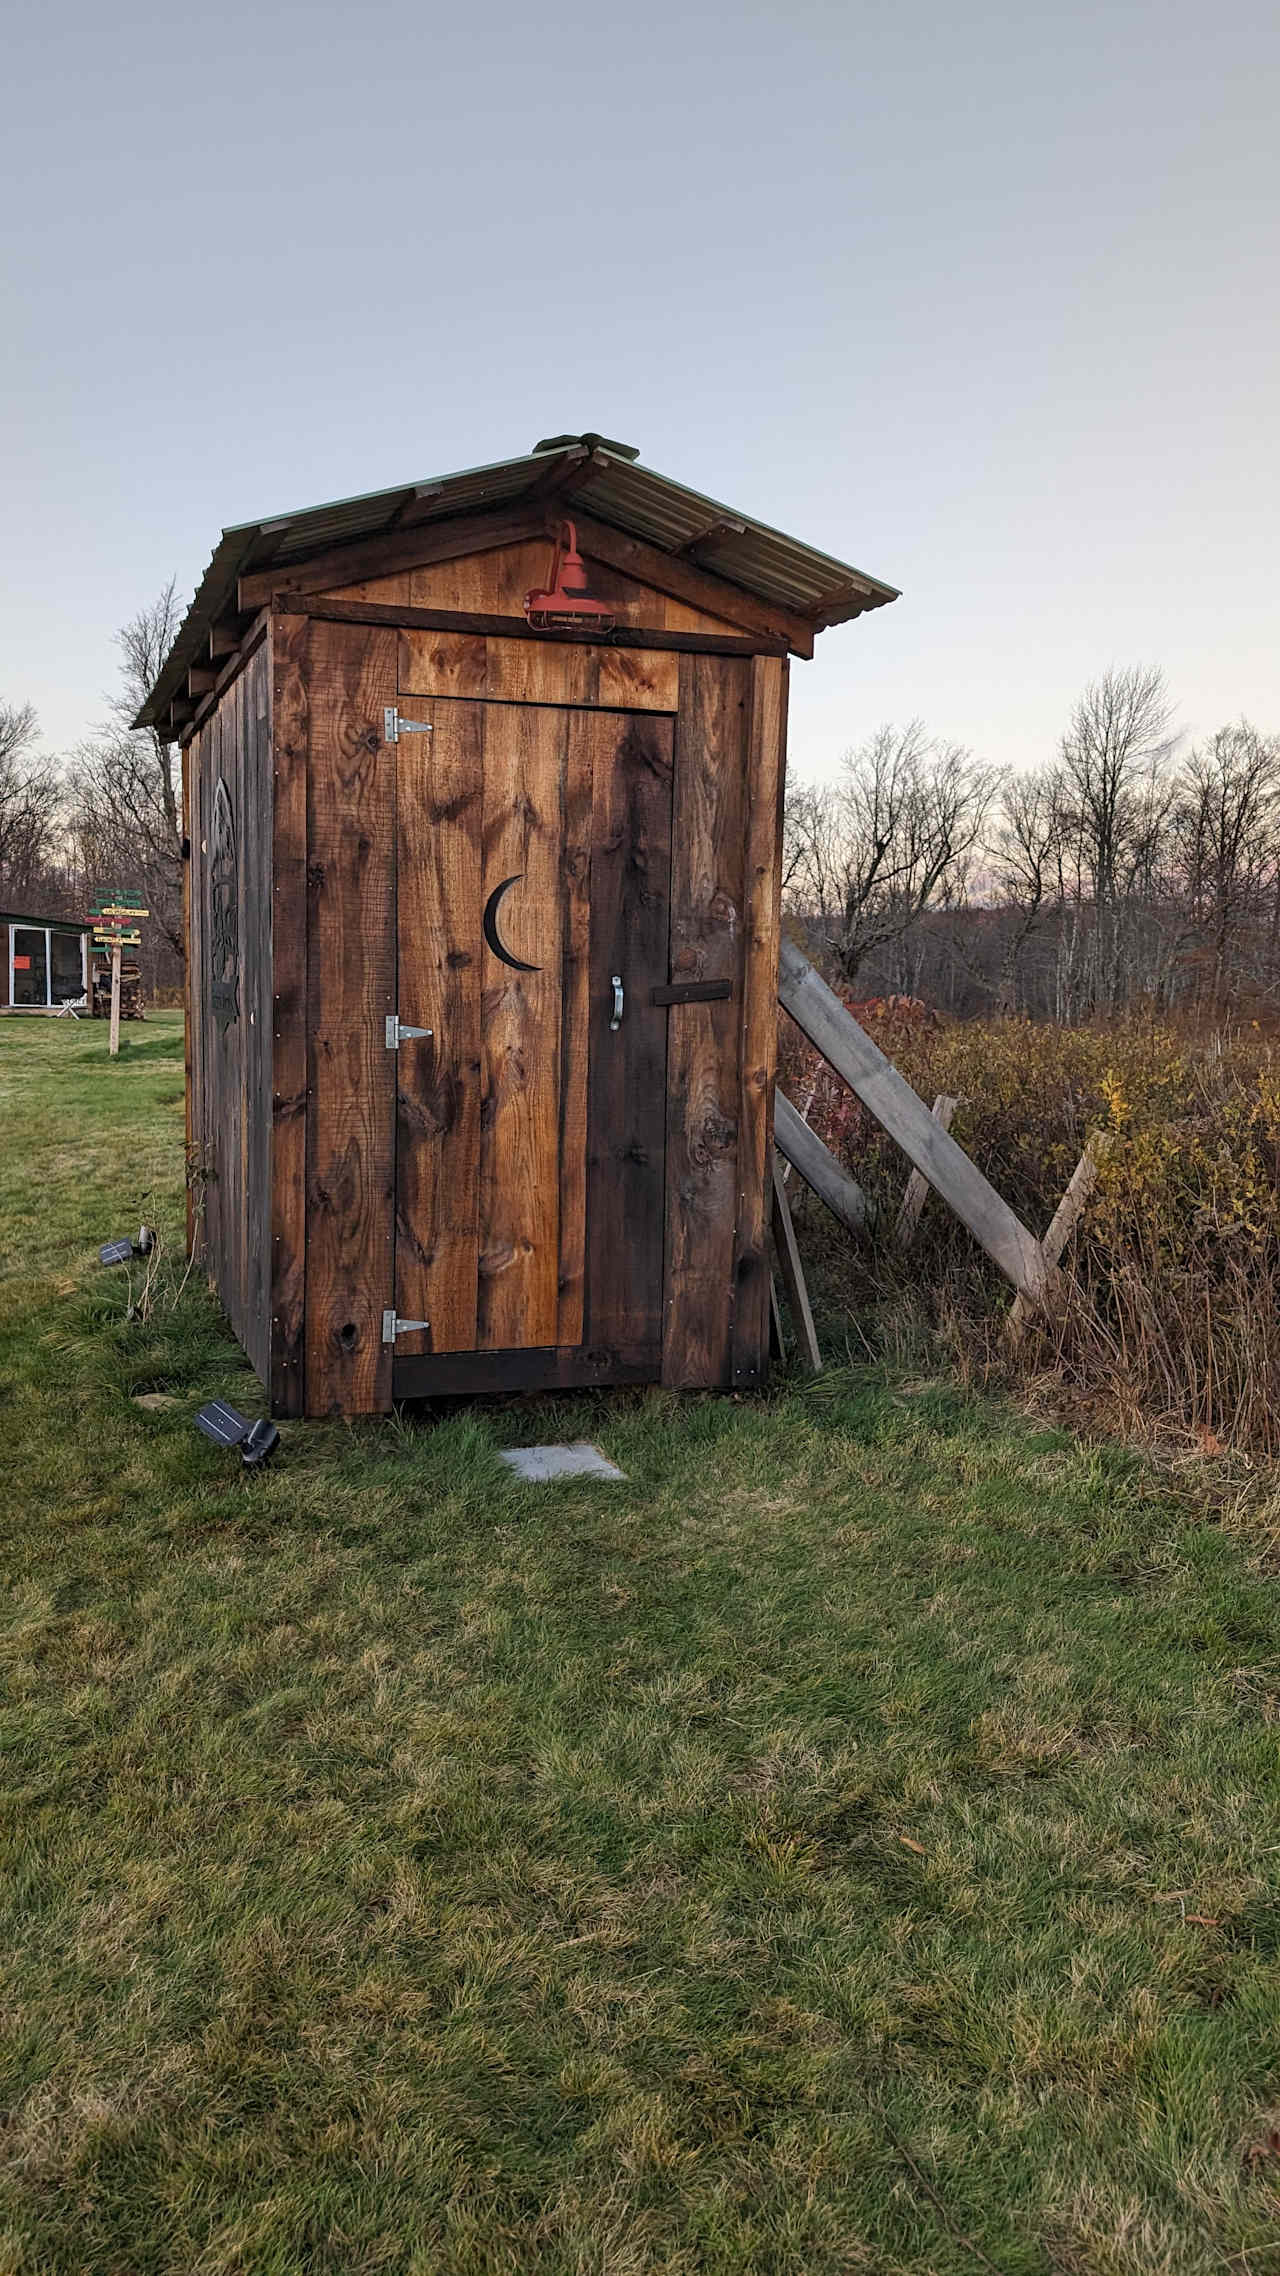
[784,666,1280,1021]
[0,587,184,995]
[5,616,1274,1026]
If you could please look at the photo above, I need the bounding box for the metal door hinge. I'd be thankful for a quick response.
[384,706,433,744]
[385,1014,433,1048]
[382,1309,430,1344]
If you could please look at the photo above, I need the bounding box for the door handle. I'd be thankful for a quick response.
[610,975,624,1031]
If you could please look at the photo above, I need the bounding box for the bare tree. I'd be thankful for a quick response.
[784,721,998,985]
[0,701,63,904]
[1055,665,1178,1010]
[979,764,1069,1013]
[67,581,184,960]
[1059,666,1175,900]
[1170,722,1280,1012]
[783,674,1280,1024]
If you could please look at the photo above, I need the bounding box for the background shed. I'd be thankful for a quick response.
[141,434,897,1416]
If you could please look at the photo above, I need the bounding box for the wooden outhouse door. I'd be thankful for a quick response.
[392,693,674,1375]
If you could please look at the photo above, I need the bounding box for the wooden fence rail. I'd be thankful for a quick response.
[773,1089,872,1235]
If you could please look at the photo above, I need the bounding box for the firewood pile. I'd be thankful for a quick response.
[91,960,146,1020]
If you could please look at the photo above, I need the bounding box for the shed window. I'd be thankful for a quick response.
[50,931,84,1003]
[7,925,86,1008]
[11,928,48,1007]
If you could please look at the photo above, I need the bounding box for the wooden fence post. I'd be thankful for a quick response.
[1007,1132,1109,1343]
[894,1094,958,1248]
[108,941,122,1059]
[770,1156,822,1371]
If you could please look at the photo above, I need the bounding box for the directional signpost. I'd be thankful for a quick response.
[89,891,149,1057]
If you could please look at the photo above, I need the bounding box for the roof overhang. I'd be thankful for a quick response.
[137,434,899,734]
[1,911,93,933]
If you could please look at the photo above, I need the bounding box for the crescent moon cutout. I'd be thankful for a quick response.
[483,874,541,972]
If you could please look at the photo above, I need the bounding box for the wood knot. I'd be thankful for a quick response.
[691,1109,735,1166]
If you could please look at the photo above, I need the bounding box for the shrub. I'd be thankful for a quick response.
[779,1005,1280,1456]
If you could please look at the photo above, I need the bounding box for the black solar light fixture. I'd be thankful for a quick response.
[98,1224,156,1267]
[194,1400,280,1469]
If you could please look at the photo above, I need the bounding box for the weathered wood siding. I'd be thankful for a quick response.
[662,653,785,1390]
[186,636,272,1384]
[270,614,398,1419]
[731,656,788,1384]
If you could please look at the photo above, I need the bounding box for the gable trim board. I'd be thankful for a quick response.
[138,435,898,744]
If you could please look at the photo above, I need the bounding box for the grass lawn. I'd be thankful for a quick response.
[3,1012,1280,2275]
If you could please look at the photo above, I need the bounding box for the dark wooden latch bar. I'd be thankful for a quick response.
[650,979,733,1006]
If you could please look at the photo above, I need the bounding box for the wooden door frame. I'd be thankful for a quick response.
[389,690,674,1402]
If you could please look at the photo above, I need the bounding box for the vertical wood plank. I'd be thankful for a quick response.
[585,712,673,1351]
[555,712,595,1346]
[477,704,566,1348]
[181,742,196,1259]
[303,619,398,1415]
[730,655,788,1388]
[190,732,211,1270]
[204,705,228,1304]
[270,618,310,1415]
[245,647,274,1385]
[229,673,248,1347]
[663,654,750,1386]
[395,698,484,1354]
[211,687,238,1333]
[232,667,250,1356]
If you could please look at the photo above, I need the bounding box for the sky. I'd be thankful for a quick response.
[2,0,1276,785]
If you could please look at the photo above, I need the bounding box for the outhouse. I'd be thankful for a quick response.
[139,434,896,1417]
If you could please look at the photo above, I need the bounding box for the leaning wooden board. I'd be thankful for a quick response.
[778,939,1047,1303]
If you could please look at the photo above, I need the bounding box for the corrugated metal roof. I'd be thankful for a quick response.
[1,910,92,932]
[138,436,898,729]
